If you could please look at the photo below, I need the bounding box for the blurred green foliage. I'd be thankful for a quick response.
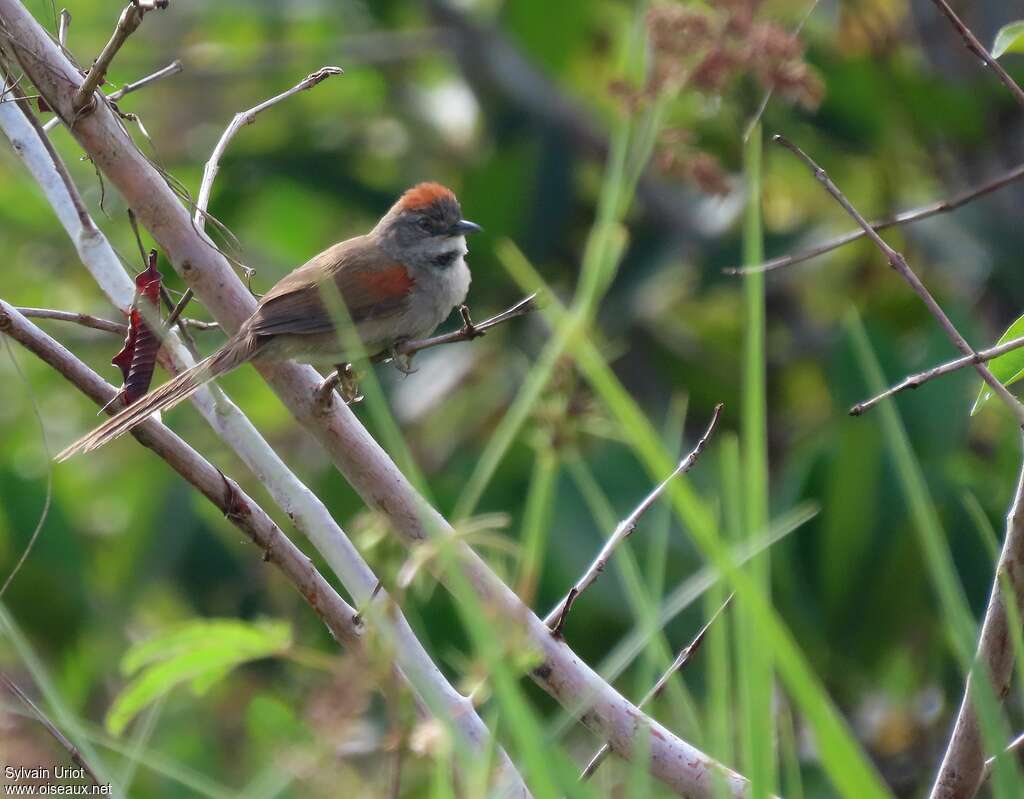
[4,0,1024,796]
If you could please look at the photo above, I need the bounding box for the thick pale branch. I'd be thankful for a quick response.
[0,5,750,794]
[545,404,723,639]
[773,134,1024,427]
[850,335,1024,416]
[0,300,362,647]
[581,596,732,780]
[727,163,1024,275]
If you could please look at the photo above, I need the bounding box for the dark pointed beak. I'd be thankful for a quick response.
[449,219,483,236]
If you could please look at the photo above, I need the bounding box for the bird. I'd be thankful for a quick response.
[56,182,482,461]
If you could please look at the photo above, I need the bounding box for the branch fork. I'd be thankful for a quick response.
[71,1,170,115]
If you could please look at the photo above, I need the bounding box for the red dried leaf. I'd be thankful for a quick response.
[112,251,163,404]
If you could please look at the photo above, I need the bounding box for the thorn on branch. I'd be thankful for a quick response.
[458,304,483,339]
[548,587,578,639]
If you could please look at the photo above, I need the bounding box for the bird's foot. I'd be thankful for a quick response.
[316,363,362,407]
[389,339,417,375]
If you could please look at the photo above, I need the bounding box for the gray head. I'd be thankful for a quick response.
[373,182,482,268]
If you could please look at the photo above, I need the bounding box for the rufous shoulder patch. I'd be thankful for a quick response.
[356,264,416,298]
[399,182,456,211]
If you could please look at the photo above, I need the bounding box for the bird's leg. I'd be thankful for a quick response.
[316,363,362,407]
[388,338,417,375]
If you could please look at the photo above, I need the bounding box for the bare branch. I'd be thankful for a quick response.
[727,163,1024,276]
[56,8,69,48]
[15,306,126,336]
[390,294,537,359]
[928,0,1024,109]
[0,671,102,788]
[929,441,1024,799]
[850,335,1024,416]
[773,134,1024,426]
[580,596,733,781]
[43,60,182,133]
[0,300,362,647]
[0,7,752,793]
[71,0,170,115]
[195,65,343,227]
[544,404,724,638]
[166,65,347,325]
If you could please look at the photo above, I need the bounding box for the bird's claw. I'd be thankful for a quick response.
[389,341,417,376]
[316,363,362,407]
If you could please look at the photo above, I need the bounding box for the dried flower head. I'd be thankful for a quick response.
[628,1,824,194]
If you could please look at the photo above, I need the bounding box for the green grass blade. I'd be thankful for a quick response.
[738,121,776,798]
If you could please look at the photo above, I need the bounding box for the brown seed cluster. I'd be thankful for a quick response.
[626,0,824,194]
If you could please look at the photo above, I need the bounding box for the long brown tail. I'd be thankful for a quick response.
[56,334,262,461]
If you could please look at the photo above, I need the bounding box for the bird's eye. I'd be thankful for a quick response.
[417,217,433,232]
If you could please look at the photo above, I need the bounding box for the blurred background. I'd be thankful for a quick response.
[4,0,1024,796]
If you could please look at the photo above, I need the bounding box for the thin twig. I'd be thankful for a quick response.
[580,596,733,781]
[544,404,724,638]
[179,65,344,326]
[850,335,1024,416]
[0,672,102,787]
[195,65,343,229]
[43,60,181,132]
[108,59,181,102]
[15,306,126,335]
[391,294,537,359]
[726,163,1024,275]
[773,135,1024,426]
[980,731,1024,786]
[71,0,170,115]
[928,0,1024,109]
[162,288,193,330]
[57,8,69,48]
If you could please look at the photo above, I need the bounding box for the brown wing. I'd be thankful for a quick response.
[246,236,415,337]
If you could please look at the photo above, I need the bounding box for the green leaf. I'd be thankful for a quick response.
[107,619,291,736]
[971,311,1024,414]
[993,21,1024,58]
